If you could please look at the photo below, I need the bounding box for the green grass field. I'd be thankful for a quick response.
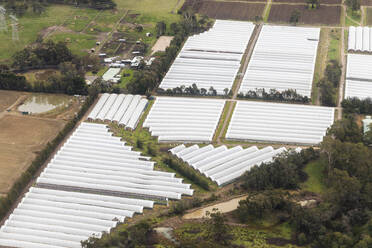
[328,28,341,62]
[119,68,134,88]
[301,160,325,194]
[0,5,75,62]
[0,0,182,62]
[345,7,361,26]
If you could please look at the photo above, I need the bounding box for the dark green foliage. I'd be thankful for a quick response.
[157,84,218,97]
[169,197,202,215]
[327,115,363,143]
[290,9,301,24]
[318,60,342,107]
[12,40,73,70]
[346,0,361,11]
[0,68,28,91]
[237,88,310,104]
[342,97,372,114]
[155,21,166,37]
[0,90,98,221]
[81,220,155,247]
[163,156,210,190]
[241,148,319,191]
[325,60,342,88]
[235,190,294,221]
[318,78,336,106]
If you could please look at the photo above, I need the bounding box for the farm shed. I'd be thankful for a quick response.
[239,25,320,98]
[345,54,372,100]
[102,68,121,83]
[159,20,255,94]
[143,97,226,142]
[170,144,288,186]
[0,123,192,248]
[226,101,334,144]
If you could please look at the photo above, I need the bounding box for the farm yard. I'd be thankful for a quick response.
[268,4,341,25]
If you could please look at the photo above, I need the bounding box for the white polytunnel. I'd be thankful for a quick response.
[0,122,192,248]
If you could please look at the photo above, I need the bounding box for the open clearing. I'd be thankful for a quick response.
[0,91,24,112]
[273,0,342,3]
[268,4,341,25]
[0,115,65,195]
[151,36,174,55]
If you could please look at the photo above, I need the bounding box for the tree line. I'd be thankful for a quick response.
[238,88,310,104]
[318,60,342,106]
[157,84,222,97]
[0,40,101,95]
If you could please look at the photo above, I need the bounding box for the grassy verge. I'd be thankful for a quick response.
[220,101,236,143]
[263,2,272,22]
[328,28,341,62]
[300,160,325,194]
[312,28,329,105]
[212,101,231,143]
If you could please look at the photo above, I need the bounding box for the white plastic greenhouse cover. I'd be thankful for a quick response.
[0,122,192,247]
[345,53,372,100]
[159,20,255,94]
[169,144,289,186]
[226,100,334,144]
[144,97,225,142]
[87,94,147,129]
[87,93,110,120]
[239,25,320,97]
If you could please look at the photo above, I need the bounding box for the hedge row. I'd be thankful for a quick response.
[0,91,98,220]
[163,156,210,191]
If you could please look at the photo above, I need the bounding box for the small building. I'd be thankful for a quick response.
[131,56,143,68]
[146,32,151,37]
[146,57,155,66]
[118,39,126,42]
[96,41,101,46]
[363,116,372,134]
[99,53,107,57]
[102,68,121,84]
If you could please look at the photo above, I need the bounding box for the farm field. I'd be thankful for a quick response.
[0,91,82,196]
[0,91,23,112]
[0,115,65,195]
[367,7,372,25]
[272,0,342,3]
[189,1,266,21]
[268,4,341,25]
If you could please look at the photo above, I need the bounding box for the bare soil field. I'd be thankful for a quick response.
[151,36,174,55]
[196,1,266,20]
[0,91,25,112]
[362,0,372,5]
[0,115,65,195]
[367,8,372,25]
[268,4,341,25]
[272,0,341,4]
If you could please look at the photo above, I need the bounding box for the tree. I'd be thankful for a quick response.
[223,88,229,96]
[156,21,166,37]
[346,0,361,11]
[290,9,301,25]
[31,2,45,14]
[307,0,320,8]
[206,210,231,245]
[325,60,342,87]
[318,78,336,106]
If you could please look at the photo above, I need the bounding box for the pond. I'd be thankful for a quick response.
[18,94,72,114]
[183,195,247,219]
